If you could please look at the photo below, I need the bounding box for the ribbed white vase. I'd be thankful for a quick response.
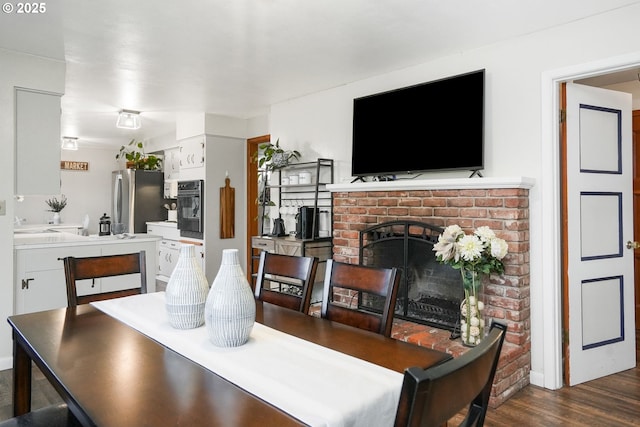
[205,249,256,347]
[165,244,209,329]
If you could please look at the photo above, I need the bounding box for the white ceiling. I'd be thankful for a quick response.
[2,0,639,148]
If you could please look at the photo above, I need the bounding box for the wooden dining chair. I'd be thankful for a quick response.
[254,251,319,313]
[320,259,400,337]
[394,321,507,427]
[62,251,147,307]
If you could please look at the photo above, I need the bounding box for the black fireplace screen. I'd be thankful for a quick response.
[358,220,463,332]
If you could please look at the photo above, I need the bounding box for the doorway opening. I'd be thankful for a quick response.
[246,134,270,285]
[553,65,640,387]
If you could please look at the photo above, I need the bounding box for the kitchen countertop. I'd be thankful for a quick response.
[14,231,161,250]
[146,221,178,227]
[14,223,84,233]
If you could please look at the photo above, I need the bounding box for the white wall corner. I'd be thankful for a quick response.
[203,113,248,139]
[146,131,180,152]
[247,114,270,138]
[176,112,206,140]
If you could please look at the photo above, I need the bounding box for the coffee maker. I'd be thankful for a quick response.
[99,213,111,236]
[296,207,318,239]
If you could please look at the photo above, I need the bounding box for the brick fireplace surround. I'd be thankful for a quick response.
[326,177,534,407]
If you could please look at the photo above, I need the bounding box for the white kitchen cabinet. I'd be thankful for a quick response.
[15,87,63,195]
[147,221,205,284]
[147,222,181,240]
[179,136,205,169]
[164,147,180,179]
[14,239,159,315]
[14,246,101,315]
[158,239,180,277]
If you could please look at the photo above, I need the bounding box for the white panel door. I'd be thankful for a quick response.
[566,82,636,385]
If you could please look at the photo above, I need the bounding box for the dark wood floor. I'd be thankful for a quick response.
[463,337,640,426]
[480,365,640,426]
[0,362,638,425]
[0,365,64,421]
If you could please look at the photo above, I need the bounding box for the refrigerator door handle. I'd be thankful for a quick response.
[114,173,123,225]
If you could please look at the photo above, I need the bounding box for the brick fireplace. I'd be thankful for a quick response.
[327,177,533,407]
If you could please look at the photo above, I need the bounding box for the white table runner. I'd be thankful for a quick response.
[92,293,402,427]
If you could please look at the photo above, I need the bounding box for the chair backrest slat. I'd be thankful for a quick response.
[254,252,319,313]
[321,260,400,337]
[62,251,147,308]
[394,322,507,427]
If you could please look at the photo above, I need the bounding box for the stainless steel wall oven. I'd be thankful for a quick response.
[177,180,204,239]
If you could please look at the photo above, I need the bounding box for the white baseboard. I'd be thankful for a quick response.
[0,356,13,371]
[529,370,545,387]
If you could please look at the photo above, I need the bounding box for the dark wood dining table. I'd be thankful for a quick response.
[8,299,451,426]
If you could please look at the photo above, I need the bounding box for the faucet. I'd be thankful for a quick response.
[14,217,25,226]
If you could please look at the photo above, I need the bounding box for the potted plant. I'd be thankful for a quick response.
[116,139,162,170]
[256,139,300,171]
[45,195,67,225]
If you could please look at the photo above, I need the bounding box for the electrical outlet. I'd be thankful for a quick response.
[0,200,5,216]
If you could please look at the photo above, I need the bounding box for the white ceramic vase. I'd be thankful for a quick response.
[52,212,61,225]
[165,244,209,329]
[205,249,256,347]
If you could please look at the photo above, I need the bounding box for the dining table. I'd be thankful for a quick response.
[8,292,451,427]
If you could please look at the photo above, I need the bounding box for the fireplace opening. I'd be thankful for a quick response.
[358,220,463,333]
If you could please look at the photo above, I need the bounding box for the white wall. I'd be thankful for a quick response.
[0,49,65,368]
[15,146,116,234]
[247,114,269,139]
[146,131,178,152]
[269,4,640,388]
[202,135,247,280]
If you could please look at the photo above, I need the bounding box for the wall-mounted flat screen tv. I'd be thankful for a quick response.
[351,69,485,177]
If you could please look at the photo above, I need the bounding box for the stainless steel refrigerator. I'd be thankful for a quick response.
[111,169,165,234]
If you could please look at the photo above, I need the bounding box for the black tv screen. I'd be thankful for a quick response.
[351,69,484,177]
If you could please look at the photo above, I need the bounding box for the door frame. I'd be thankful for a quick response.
[540,53,640,389]
[246,135,270,281]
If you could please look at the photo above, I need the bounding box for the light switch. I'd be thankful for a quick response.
[0,200,5,216]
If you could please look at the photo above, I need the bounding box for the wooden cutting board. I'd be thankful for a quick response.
[220,176,235,238]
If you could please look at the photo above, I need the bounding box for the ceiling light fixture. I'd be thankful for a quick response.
[116,109,141,129]
[61,136,79,151]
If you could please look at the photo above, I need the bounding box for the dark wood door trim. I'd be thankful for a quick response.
[246,135,270,280]
[560,83,570,385]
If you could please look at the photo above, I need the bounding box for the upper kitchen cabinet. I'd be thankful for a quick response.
[179,136,205,170]
[164,146,180,179]
[15,87,63,195]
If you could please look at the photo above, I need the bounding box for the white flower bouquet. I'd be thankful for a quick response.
[433,225,508,345]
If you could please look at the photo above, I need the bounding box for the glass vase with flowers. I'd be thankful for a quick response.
[433,225,508,346]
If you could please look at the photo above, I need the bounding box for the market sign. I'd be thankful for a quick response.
[60,160,89,171]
